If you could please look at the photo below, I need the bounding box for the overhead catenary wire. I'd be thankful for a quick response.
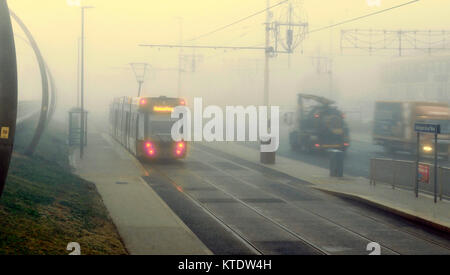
[142,0,422,65]
[309,0,420,34]
[203,0,422,61]
[186,0,288,42]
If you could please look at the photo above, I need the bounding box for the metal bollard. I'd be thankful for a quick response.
[260,136,276,165]
[330,150,344,177]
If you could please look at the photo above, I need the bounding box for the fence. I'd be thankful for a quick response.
[370,158,450,201]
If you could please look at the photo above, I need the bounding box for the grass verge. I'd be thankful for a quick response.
[0,119,128,255]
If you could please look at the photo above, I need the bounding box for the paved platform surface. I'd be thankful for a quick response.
[70,127,212,255]
[200,141,450,232]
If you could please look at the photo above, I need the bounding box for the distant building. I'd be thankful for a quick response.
[381,55,450,103]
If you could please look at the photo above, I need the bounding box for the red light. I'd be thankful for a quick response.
[145,142,156,156]
[315,144,321,148]
[180,100,186,106]
[314,114,320,118]
[145,142,153,149]
[140,99,147,106]
[344,143,350,147]
[175,142,186,157]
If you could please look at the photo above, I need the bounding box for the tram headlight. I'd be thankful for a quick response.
[423,145,433,153]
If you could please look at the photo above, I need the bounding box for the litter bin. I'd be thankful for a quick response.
[330,150,344,177]
[260,137,276,164]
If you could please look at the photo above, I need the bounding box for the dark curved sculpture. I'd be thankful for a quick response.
[9,10,49,156]
[0,0,18,197]
[45,64,57,124]
[13,33,57,125]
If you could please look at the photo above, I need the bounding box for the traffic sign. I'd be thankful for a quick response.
[414,123,441,134]
[414,122,440,203]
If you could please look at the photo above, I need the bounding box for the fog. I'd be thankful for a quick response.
[8,0,450,120]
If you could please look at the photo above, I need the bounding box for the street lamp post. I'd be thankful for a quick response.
[79,6,93,159]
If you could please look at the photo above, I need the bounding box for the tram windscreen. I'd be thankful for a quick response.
[148,115,177,135]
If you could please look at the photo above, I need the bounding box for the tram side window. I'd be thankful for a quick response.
[134,114,139,138]
[131,113,138,139]
[138,113,145,140]
[130,114,134,139]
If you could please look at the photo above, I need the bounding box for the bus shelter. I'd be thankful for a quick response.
[68,107,88,146]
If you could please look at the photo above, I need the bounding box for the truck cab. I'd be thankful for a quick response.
[289,94,350,153]
[373,101,450,158]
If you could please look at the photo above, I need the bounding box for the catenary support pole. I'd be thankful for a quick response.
[264,0,270,107]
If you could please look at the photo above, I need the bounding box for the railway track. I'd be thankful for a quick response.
[138,143,450,255]
[188,146,399,255]
[193,144,450,255]
[143,162,327,255]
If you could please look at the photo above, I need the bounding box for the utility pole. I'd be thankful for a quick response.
[80,7,85,159]
[130,63,149,97]
[80,6,93,159]
[264,0,271,107]
[180,53,203,73]
[77,37,80,107]
[177,17,183,98]
[311,55,333,99]
[137,79,143,97]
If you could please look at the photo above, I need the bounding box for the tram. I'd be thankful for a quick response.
[109,96,187,160]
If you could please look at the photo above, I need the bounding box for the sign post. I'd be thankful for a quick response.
[414,123,440,203]
[415,132,420,198]
[434,129,438,203]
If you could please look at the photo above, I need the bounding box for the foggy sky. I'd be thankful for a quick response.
[8,0,450,117]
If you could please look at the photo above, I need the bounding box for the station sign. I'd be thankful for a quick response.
[414,123,441,134]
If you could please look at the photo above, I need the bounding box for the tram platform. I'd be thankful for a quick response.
[70,124,211,255]
[200,141,450,233]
